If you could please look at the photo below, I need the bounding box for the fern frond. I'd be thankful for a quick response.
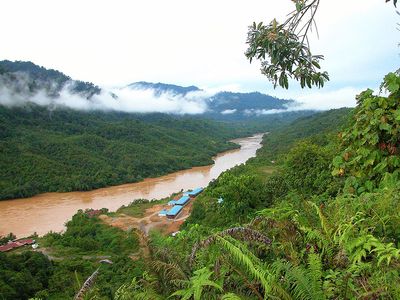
[221,292,243,299]
[150,260,187,282]
[190,227,271,265]
[307,253,324,299]
[74,267,100,300]
[307,201,332,238]
[216,236,291,300]
[258,205,299,221]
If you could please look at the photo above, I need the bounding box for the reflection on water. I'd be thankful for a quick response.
[0,134,263,237]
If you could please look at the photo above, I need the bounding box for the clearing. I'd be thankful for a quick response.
[99,197,195,236]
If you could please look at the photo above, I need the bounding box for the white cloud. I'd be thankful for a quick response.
[0,74,210,114]
[0,0,397,100]
[221,109,237,115]
[294,87,361,110]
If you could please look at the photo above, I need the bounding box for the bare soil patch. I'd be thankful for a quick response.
[99,197,195,236]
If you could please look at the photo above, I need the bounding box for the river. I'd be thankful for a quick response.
[0,134,263,238]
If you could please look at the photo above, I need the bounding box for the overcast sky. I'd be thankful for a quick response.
[1,0,399,109]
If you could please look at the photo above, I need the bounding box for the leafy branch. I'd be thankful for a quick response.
[246,0,398,89]
[245,0,328,89]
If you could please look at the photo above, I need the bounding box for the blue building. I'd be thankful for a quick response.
[168,200,177,206]
[167,205,183,219]
[176,195,190,206]
[186,187,203,197]
[158,209,168,216]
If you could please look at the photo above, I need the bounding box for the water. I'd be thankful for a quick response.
[0,134,263,237]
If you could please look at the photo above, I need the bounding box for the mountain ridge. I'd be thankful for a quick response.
[0,60,301,118]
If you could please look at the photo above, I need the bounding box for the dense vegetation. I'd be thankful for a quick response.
[0,60,314,200]
[0,104,252,200]
[0,211,143,299]
[87,73,397,299]
[2,74,400,299]
[0,60,101,98]
[122,74,397,299]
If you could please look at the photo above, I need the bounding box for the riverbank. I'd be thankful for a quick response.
[0,134,264,238]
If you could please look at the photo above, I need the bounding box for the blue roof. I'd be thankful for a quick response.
[217,197,224,204]
[187,187,203,196]
[176,195,190,205]
[159,209,168,215]
[168,200,177,205]
[167,205,183,216]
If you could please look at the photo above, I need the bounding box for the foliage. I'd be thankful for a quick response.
[114,96,400,300]
[0,211,144,300]
[254,108,351,166]
[281,141,339,197]
[114,273,163,300]
[171,267,222,300]
[42,210,139,255]
[245,0,328,89]
[0,233,16,245]
[332,73,400,193]
[0,251,53,299]
[0,105,245,200]
[185,109,349,230]
[185,171,269,228]
[246,0,397,88]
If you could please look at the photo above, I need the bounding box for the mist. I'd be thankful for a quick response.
[0,73,210,115]
[0,71,357,116]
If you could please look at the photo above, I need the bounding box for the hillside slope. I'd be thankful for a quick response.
[0,105,247,200]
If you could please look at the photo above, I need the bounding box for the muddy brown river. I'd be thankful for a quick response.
[0,134,263,238]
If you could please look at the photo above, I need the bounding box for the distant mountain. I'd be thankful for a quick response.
[127,81,201,96]
[127,81,296,119]
[0,60,304,119]
[0,60,101,100]
[207,91,294,118]
[210,91,293,110]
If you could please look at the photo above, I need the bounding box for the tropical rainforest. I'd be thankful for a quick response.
[1,1,400,299]
[2,71,400,299]
[0,104,243,200]
[0,59,313,200]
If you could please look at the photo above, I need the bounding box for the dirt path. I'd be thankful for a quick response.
[35,247,64,261]
[35,247,112,262]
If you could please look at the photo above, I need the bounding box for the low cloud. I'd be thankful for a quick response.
[95,88,208,114]
[294,87,360,110]
[0,72,362,116]
[244,108,292,115]
[0,73,209,115]
[221,109,237,115]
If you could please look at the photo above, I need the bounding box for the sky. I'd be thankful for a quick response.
[1,0,399,110]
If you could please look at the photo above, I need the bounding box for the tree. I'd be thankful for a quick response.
[246,0,398,89]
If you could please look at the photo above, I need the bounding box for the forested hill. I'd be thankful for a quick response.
[186,108,353,228]
[128,81,296,120]
[127,81,201,96]
[0,60,101,100]
[0,104,250,200]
